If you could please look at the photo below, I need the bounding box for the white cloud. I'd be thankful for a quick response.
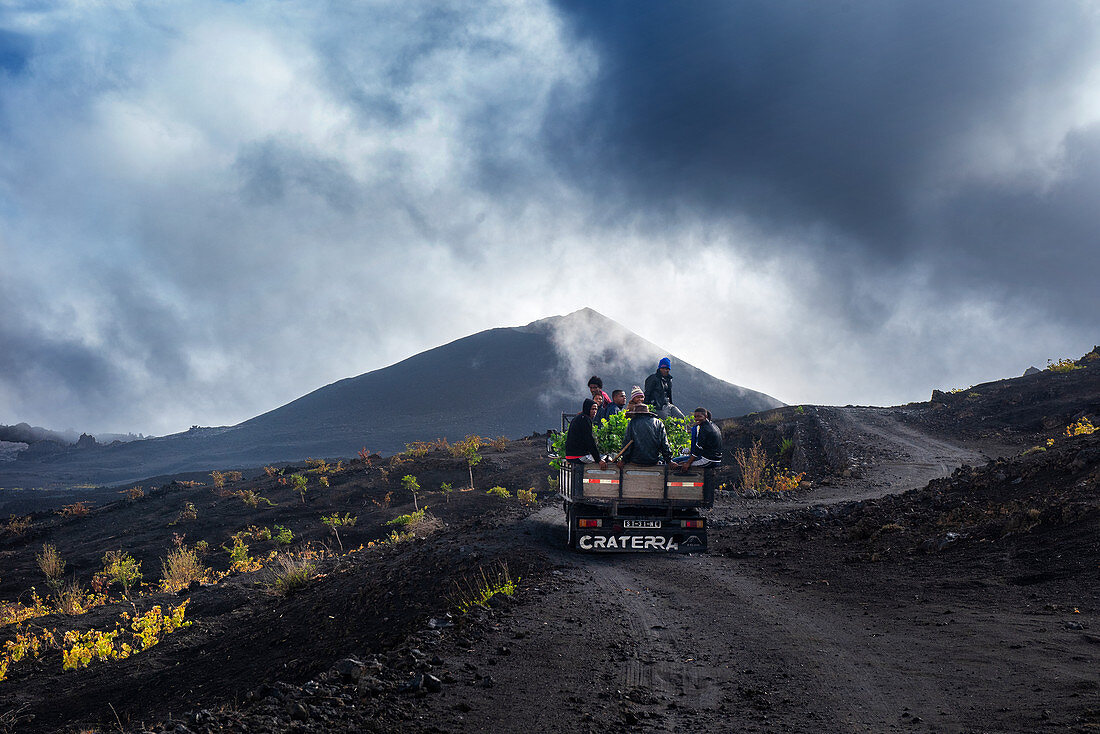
[0,0,1094,436]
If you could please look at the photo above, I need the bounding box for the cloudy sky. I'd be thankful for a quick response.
[1,0,1097,436]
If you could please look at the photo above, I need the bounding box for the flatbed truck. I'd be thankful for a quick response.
[558,462,715,552]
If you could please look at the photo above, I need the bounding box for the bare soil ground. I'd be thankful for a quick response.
[0,359,1097,733]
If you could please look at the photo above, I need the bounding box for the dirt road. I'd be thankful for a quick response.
[409,408,1096,733]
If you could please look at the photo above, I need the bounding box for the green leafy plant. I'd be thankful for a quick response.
[452,563,519,614]
[386,508,426,528]
[557,411,691,469]
[222,536,256,572]
[321,513,357,552]
[61,603,190,672]
[779,438,794,458]
[235,489,275,508]
[1047,357,1082,373]
[305,457,330,474]
[401,474,422,510]
[404,441,432,457]
[100,550,142,606]
[486,486,511,499]
[289,474,309,504]
[440,481,453,503]
[272,525,293,545]
[517,488,537,506]
[455,436,483,490]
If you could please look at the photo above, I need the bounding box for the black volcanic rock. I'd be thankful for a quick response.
[0,308,781,487]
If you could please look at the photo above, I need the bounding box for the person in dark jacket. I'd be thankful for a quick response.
[644,357,684,418]
[673,407,723,472]
[564,399,607,468]
[617,404,673,466]
[605,389,626,418]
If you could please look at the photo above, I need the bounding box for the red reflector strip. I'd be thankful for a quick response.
[577,519,601,528]
[668,482,704,487]
[682,520,704,528]
[583,478,620,484]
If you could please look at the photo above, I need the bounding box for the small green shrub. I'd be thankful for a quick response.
[386,508,426,528]
[272,525,293,545]
[452,563,519,614]
[1047,358,1081,373]
[321,513,357,552]
[289,474,308,503]
[101,551,142,599]
[222,536,254,571]
[401,474,422,510]
[486,486,511,499]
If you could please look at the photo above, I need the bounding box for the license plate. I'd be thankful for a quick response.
[623,520,661,529]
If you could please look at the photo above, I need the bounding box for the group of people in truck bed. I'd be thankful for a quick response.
[563,357,723,473]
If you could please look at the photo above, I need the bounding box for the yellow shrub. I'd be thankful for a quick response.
[1047,358,1081,373]
[1065,418,1096,437]
[768,470,805,493]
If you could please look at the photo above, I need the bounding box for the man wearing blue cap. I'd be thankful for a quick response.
[644,357,683,418]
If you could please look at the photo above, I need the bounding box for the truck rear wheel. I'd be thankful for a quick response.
[565,505,576,548]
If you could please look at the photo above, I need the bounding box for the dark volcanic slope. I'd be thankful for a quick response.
[0,308,781,488]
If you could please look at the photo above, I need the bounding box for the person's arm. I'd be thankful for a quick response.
[658,423,673,463]
[618,422,635,466]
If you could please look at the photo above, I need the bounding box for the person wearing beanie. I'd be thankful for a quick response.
[644,357,684,418]
[628,386,645,407]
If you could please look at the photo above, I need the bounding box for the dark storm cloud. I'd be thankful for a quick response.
[545,0,1100,318]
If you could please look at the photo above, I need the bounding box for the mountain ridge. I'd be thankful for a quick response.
[0,308,782,487]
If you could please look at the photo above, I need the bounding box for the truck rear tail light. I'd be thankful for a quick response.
[578,519,601,528]
[682,519,704,528]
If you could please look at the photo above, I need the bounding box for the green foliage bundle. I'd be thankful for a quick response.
[551,409,691,469]
[272,525,294,545]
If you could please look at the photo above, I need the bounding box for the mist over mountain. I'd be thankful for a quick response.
[0,309,780,488]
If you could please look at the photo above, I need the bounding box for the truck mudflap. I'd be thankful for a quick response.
[576,530,706,553]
